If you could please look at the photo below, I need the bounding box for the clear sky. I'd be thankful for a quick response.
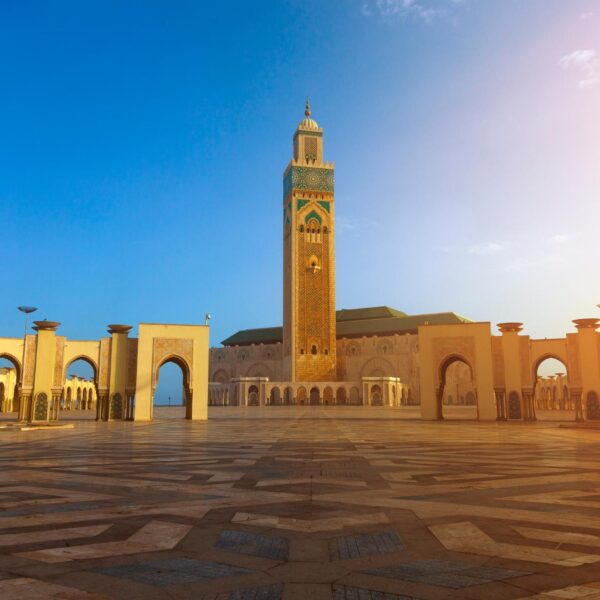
[2,1,599,395]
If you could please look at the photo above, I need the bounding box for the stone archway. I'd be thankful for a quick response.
[533,355,570,416]
[212,369,230,384]
[371,385,383,406]
[269,387,281,405]
[360,357,396,379]
[134,324,209,421]
[0,353,21,416]
[309,387,320,405]
[63,355,100,419]
[152,356,192,418]
[248,385,259,406]
[436,354,476,421]
[297,386,307,405]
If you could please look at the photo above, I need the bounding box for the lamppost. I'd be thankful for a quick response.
[204,313,211,326]
[17,306,38,338]
[17,306,37,420]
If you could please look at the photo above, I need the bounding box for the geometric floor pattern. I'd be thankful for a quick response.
[0,406,599,599]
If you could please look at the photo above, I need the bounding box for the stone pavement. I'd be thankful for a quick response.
[0,407,599,599]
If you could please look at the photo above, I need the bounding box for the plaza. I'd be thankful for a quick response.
[0,408,599,599]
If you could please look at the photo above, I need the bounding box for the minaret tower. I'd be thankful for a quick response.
[282,100,336,382]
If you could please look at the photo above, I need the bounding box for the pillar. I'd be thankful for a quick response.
[494,388,506,420]
[522,387,536,421]
[573,319,600,421]
[571,387,584,422]
[498,323,525,421]
[29,321,60,423]
[106,324,132,421]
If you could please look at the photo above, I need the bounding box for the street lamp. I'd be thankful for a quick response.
[204,313,211,326]
[17,306,38,337]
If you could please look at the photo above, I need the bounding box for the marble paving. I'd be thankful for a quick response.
[0,406,599,599]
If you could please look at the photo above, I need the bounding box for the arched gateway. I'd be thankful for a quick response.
[0,321,209,423]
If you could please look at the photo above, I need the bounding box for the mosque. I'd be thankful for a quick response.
[207,103,600,422]
[0,103,598,424]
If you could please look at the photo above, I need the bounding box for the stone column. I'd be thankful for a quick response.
[106,325,132,421]
[522,388,536,421]
[362,381,370,406]
[571,387,584,422]
[573,319,600,421]
[29,321,61,423]
[497,323,525,421]
[494,388,506,420]
[435,387,444,420]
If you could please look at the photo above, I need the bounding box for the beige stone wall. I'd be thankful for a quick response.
[210,343,284,383]
[209,332,421,405]
[336,334,420,403]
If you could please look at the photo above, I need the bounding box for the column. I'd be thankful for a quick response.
[106,325,132,421]
[573,319,600,421]
[497,323,525,421]
[29,321,61,423]
[494,388,506,420]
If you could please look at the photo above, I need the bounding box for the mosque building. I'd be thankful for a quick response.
[208,102,476,408]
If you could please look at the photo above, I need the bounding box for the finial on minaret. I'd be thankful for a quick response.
[305,98,311,117]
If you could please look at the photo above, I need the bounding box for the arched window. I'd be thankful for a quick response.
[306,218,321,243]
[311,345,318,355]
[248,385,259,406]
[371,385,383,406]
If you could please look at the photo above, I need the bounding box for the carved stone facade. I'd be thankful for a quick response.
[283,100,337,382]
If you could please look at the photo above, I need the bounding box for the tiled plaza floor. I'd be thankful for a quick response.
[1,407,600,599]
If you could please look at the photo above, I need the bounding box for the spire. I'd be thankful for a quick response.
[297,98,319,131]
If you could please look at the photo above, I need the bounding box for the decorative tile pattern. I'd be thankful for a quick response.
[365,559,529,589]
[215,530,288,560]
[334,587,419,600]
[1,407,600,599]
[284,166,334,197]
[95,558,255,587]
[331,530,404,560]
[226,583,283,599]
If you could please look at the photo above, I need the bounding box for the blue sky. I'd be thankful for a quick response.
[2,1,599,397]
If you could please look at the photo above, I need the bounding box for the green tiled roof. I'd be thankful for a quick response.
[221,327,283,347]
[221,307,471,346]
[336,306,407,321]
